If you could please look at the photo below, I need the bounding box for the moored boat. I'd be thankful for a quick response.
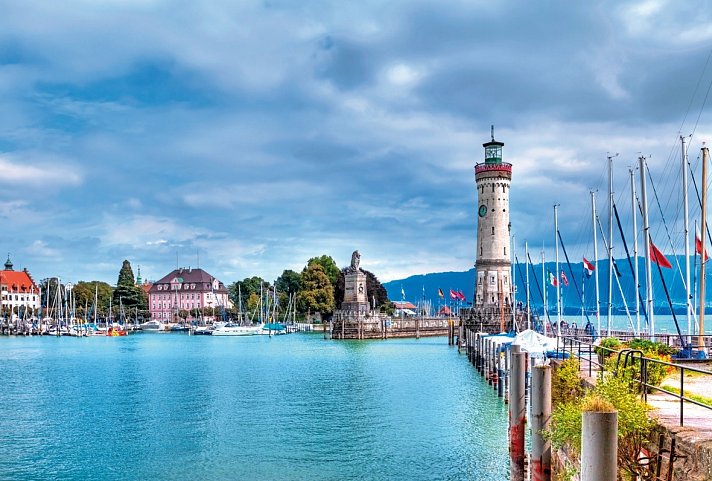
[211,323,262,336]
[140,320,166,332]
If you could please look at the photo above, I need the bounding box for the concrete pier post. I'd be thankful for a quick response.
[504,344,512,404]
[531,365,552,481]
[478,335,484,374]
[581,410,617,481]
[487,339,494,385]
[497,345,505,398]
[509,351,526,481]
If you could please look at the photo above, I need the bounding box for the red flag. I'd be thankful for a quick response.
[696,228,709,261]
[456,290,466,301]
[449,289,457,300]
[560,270,569,287]
[649,240,672,268]
[583,257,595,278]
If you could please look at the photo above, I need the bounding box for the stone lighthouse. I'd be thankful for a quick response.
[474,127,512,307]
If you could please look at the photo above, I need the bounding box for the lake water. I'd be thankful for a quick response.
[0,333,509,481]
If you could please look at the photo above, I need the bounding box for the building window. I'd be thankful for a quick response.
[504,247,507,255]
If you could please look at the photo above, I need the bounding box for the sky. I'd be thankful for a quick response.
[2,0,712,287]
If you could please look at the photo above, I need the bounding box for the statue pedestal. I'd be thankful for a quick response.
[342,269,369,313]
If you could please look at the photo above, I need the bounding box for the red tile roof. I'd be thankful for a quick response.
[0,270,38,292]
[393,301,417,310]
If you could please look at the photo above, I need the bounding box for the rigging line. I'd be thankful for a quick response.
[527,251,550,324]
[687,159,712,248]
[645,162,687,279]
[612,201,649,322]
[691,52,712,138]
[595,213,636,331]
[647,230,686,346]
[556,229,592,326]
[514,255,530,310]
[681,46,712,136]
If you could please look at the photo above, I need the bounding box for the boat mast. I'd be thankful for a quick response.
[591,191,601,337]
[525,241,531,330]
[607,153,617,336]
[682,136,692,346]
[630,168,640,336]
[554,204,561,336]
[698,145,708,353]
[640,155,655,340]
[512,234,517,330]
[542,246,547,336]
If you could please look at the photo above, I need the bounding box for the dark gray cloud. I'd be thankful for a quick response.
[0,0,711,284]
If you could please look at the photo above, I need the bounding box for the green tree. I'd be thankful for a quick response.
[112,260,147,311]
[245,292,261,317]
[297,263,334,317]
[228,277,269,307]
[334,268,389,309]
[72,281,114,317]
[275,269,301,294]
[38,278,66,312]
[306,255,340,287]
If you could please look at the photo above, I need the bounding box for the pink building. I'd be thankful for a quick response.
[148,267,231,322]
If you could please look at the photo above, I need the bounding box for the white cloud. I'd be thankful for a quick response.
[385,63,424,87]
[0,154,82,186]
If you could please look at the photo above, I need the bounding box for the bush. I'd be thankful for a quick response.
[626,338,676,357]
[552,358,584,406]
[595,337,622,357]
[547,374,656,478]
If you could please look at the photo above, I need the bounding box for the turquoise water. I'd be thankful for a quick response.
[572,315,712,335]
[0,334,509,481]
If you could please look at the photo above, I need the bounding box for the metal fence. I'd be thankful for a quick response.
[555,335,712,427]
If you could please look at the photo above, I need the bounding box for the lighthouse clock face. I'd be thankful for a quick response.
[478,205,487,217]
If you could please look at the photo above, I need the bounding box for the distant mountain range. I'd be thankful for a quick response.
[384,256,712,314]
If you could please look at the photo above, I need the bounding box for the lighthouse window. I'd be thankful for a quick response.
[504,247,507,255]
[480,246,483,256]
[502,185,505,193]
[491,184,495,193]
[491,226,495,235]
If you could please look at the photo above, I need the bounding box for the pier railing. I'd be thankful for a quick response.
[556,335,712,427]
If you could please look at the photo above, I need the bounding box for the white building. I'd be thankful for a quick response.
[0,256,41,320]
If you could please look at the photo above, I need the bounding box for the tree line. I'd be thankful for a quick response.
[228,255,391,321]
[37,255,391,322]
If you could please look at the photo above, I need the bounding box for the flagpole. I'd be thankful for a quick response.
[640,155,655,340]
[591,191,601,337]
[525,241,531,330]
[554,204,561,336]
[630,168,641,337]
[682,135,692,346]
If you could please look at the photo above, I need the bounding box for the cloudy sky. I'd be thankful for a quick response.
[2,0,712,286]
